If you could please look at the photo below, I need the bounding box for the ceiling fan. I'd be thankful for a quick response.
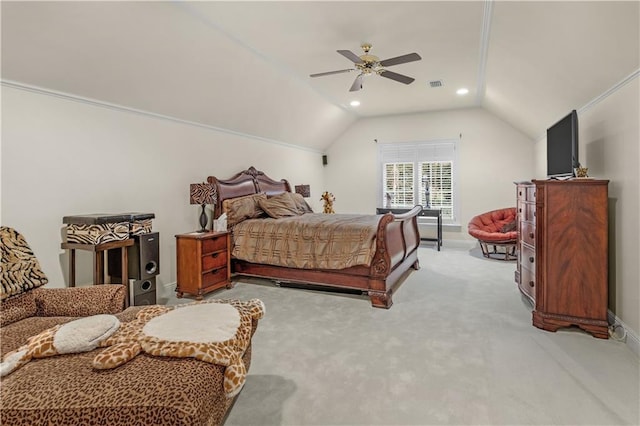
[310,43,421,92]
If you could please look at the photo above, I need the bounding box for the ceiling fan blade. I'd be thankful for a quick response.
[349,74,363,92]
[337,50,364,64]
[379,53,422,67]
[379,70,415,85]
[310,69,353,78]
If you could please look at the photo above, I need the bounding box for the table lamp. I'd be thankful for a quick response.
[189,183,217,232]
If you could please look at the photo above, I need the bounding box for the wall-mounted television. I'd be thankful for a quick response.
[547,110,579,178]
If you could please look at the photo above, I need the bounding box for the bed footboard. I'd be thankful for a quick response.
[209,167,423,309]
[367,205,422,308]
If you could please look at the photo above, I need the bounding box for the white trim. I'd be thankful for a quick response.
[535,68,640,143]
[579,69,640,116]
[1,79,323,154]
[476,0,493,105]
[608,310,640,357]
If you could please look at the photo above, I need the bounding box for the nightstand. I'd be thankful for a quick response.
[175,231,232,300]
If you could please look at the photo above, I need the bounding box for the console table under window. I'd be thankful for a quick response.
[376,207,442,251]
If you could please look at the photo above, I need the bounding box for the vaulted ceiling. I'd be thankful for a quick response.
[2,1,638,151]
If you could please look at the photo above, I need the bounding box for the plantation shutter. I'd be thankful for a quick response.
[377,140,457,221]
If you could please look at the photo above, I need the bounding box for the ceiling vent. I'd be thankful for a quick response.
[429,80,444,88]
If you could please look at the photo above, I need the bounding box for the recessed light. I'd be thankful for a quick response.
[350,100,361,107]
[456,88,469,95]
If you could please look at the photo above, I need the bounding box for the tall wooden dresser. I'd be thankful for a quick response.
[515,179,609,338]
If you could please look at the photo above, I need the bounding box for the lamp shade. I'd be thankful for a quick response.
[294,184,311,198]
[190,183,217,205]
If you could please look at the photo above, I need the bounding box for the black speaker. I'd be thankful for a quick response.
[322,155,328,166]
[131,277,156,306]
[109,232,159,280]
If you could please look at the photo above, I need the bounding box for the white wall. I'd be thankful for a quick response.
[533,77,640,339]
[323,107,535,240]
[1,86,325,300]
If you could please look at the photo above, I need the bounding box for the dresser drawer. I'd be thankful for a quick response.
[521,244,536,268]
[519,203,535,222]
[521,221,536,246]
[520,264,536,301]
[202,250,227,271]
[202,235,227,254]
[516,185,536,202]
[202,267,228,289]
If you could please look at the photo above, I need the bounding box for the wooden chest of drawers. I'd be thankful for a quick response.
[175,231,231,300]
[515,182,537,302]
[514,180,609,339]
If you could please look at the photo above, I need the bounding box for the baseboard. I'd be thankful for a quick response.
[608,310,640,357]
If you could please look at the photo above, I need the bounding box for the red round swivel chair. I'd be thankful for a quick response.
[467,207,517,260]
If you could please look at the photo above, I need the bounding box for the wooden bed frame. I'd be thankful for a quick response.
[207,167,422,308]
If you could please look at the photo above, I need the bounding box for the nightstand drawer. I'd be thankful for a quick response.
[202,250,227,271]
[202,267,228,288]
[202,236,227,254]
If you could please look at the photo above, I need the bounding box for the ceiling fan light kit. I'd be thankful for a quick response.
[310,43,421,92]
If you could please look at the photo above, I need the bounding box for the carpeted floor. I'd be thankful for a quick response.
[167,241,640,425]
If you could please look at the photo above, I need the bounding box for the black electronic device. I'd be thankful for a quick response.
[547,110,579,178]
[108,232,159,280]
[131,276,157,306]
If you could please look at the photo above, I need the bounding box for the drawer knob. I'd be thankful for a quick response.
[529,232,534,239]
[529,256,535,263]
[211,253,219,258]
[529,281,534,287]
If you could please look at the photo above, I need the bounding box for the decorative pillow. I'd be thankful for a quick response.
[500,220,517,233]
[223,193,267,227]
[259,192,301,218]
[290,192,313,214]
[0,314,121,378]
[0,227,49,301]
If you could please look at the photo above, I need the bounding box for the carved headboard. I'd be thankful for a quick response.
[207,166,291,218]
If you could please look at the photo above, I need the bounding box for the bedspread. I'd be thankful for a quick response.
[231,214,380,270]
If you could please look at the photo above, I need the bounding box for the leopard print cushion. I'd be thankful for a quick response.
[34,286,125,317]
[0,227,48,301]
[0,292,37,327]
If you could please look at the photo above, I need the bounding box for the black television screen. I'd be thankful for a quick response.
[547,110,579,178]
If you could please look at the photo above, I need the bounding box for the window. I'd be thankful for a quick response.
[378,139,458,221]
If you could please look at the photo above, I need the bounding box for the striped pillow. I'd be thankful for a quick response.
[0,227,49,301]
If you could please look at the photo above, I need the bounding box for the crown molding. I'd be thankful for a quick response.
[475,0,494,105]
[578,68,640,115]
[535,68,639,143]
[1,79,323,154]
